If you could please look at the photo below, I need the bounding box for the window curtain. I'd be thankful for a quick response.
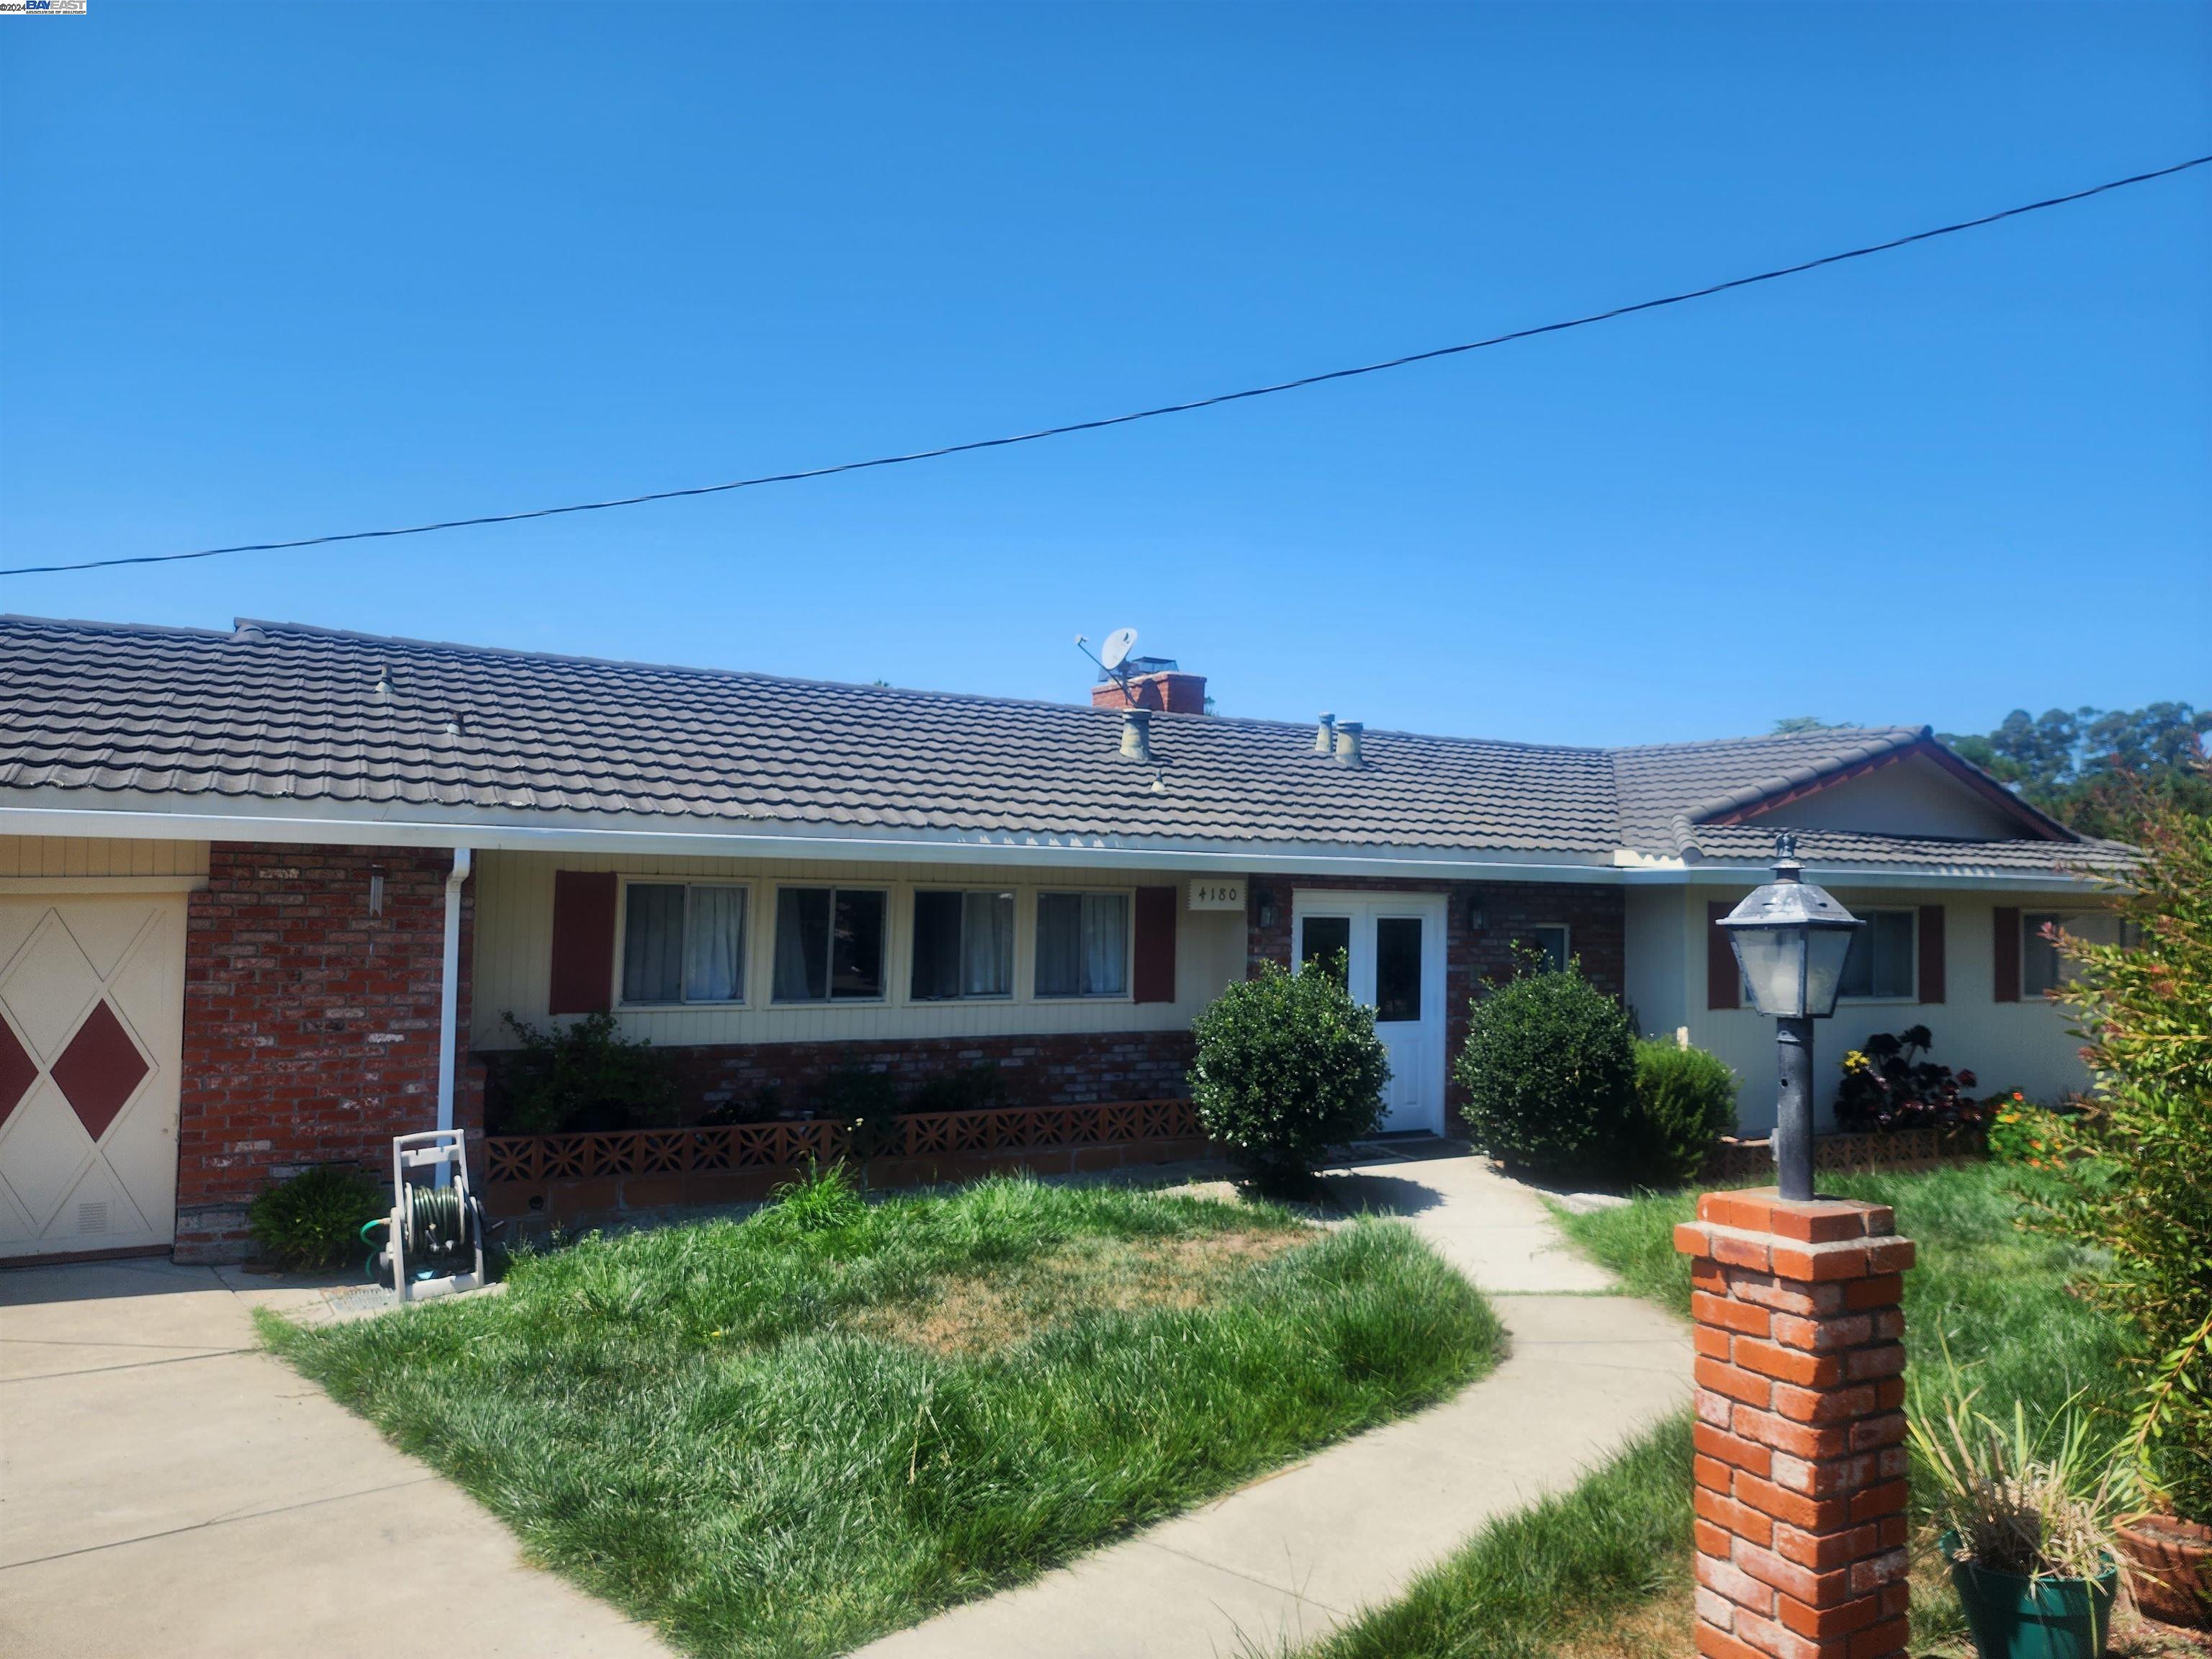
[1035,893,1082,997]
[775,888,830,1001]
[1081,893,1128,995]
[962,891,1014,997]
[911,891,963,1000]
[621,884,685,1003]
[683,886,746,1003]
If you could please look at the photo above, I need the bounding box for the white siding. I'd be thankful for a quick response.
[1645,883,2101,1133]
[0,837,210,879]
[1742,754,2024,840]
[1624,886,1689,1040]
[472,850,1247,1050]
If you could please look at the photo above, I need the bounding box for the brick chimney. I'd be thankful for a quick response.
[1091,656,1208,714]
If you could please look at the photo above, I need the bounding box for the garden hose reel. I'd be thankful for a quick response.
[370,1129,488,1303]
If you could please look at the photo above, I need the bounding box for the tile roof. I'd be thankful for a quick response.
[1677,823,2133,878]
[0,615,2118,877]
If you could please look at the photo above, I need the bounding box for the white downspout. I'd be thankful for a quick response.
[435,847,472,1179]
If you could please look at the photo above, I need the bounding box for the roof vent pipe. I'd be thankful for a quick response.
[1120,707,1153,762]
[1314,712,1335,754]
[1334,721,1364,768]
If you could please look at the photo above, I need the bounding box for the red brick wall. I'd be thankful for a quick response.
[485,1028,1197,1129]
[1243,875,1627,1120]
[1090,671,1207,713]
[175,843,476,1261]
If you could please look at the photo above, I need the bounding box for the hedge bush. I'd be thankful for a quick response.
[1189,956,1390,1189]
[1455,958,1635,1174]
[494,1012,676,1135]
[1624,1039,1737,1185]
[248,1164,387,1272]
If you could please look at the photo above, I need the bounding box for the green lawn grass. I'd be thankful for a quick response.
[264,1170,1501,1659]
[1299,1161,2128,1659]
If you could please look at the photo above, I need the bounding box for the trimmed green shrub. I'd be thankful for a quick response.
[494,1012,676,1135]
[1189,956,1390,1189]
[1455,956,1635,1174]
[1624,1039,1738,1186]
[248,1165,386,1272]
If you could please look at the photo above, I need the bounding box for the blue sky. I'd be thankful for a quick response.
[3,3,2206,747]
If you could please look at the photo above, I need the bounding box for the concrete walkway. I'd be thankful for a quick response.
[858,1143,1690,1659]
[0,1256,674,1659]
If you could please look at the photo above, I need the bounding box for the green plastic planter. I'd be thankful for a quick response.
[1941,1532,2118,1659]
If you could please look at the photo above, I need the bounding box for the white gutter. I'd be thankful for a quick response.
[435,846,471,1159]
[0,803,2116,891]
[0,802,1619,883]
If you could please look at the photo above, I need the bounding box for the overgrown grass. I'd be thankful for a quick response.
[1559,1163,2131,1652]
[1558,1163,2128,1439]
[1301,1161,2128,1658]
[265,1169,1501,1659]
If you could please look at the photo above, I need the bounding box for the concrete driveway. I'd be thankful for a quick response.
[1,1256,674,1659]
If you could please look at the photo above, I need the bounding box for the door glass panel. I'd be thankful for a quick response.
[1375,917,1422,1022]
[1299,915,1351,985]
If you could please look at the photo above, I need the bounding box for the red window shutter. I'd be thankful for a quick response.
[1133,886,1178,1004]
[1705,900,1740,1011]
[1992,906,2020,1004]
[1917,905,1946,1004]
[549,871,618,1015]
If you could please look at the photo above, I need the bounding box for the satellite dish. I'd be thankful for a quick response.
[1100,627,1139,672]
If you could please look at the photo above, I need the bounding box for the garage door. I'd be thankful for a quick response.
[0,895,185,1260]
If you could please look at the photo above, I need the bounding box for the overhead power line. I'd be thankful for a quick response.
[7,153,2208,580]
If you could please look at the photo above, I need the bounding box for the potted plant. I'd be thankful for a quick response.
[1912,1381,2132,1659]
[2032,793,2212,1627]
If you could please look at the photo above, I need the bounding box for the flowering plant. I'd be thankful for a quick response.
[1984,1092,2076,1172]
[1834,1025,1983,1133]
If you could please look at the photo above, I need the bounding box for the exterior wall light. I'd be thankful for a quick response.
[1717,832,1863,1200]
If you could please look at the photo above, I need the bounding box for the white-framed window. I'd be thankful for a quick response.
[1838,908,1916,1001]
[911,889,1015,1001]
[2023,911,2134,998]
[619,880,750,1006]
[773,886,889,1003]
[1522,925,1570,974]
[1034,890,1131,999]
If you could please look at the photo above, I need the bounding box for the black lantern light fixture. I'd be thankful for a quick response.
[1717,833,1863,1200]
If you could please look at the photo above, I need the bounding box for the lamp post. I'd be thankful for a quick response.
[1717,833,1863,1200]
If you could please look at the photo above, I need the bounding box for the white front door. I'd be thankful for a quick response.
[0,896,185,1260]
[1291,891,1448,1135]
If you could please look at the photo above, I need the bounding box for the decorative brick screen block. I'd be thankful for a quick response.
[1673,1190,1916,1659]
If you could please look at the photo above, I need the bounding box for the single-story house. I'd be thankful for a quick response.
[0,614,2128,1263]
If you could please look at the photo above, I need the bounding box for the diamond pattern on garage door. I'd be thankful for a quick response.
[0,899,184,1257]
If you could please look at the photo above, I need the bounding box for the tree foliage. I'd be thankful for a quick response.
[1940,703,2211,840]
[2031,786,2212,1521]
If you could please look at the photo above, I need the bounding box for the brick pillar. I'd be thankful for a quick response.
[1673,1190,1916,1659]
